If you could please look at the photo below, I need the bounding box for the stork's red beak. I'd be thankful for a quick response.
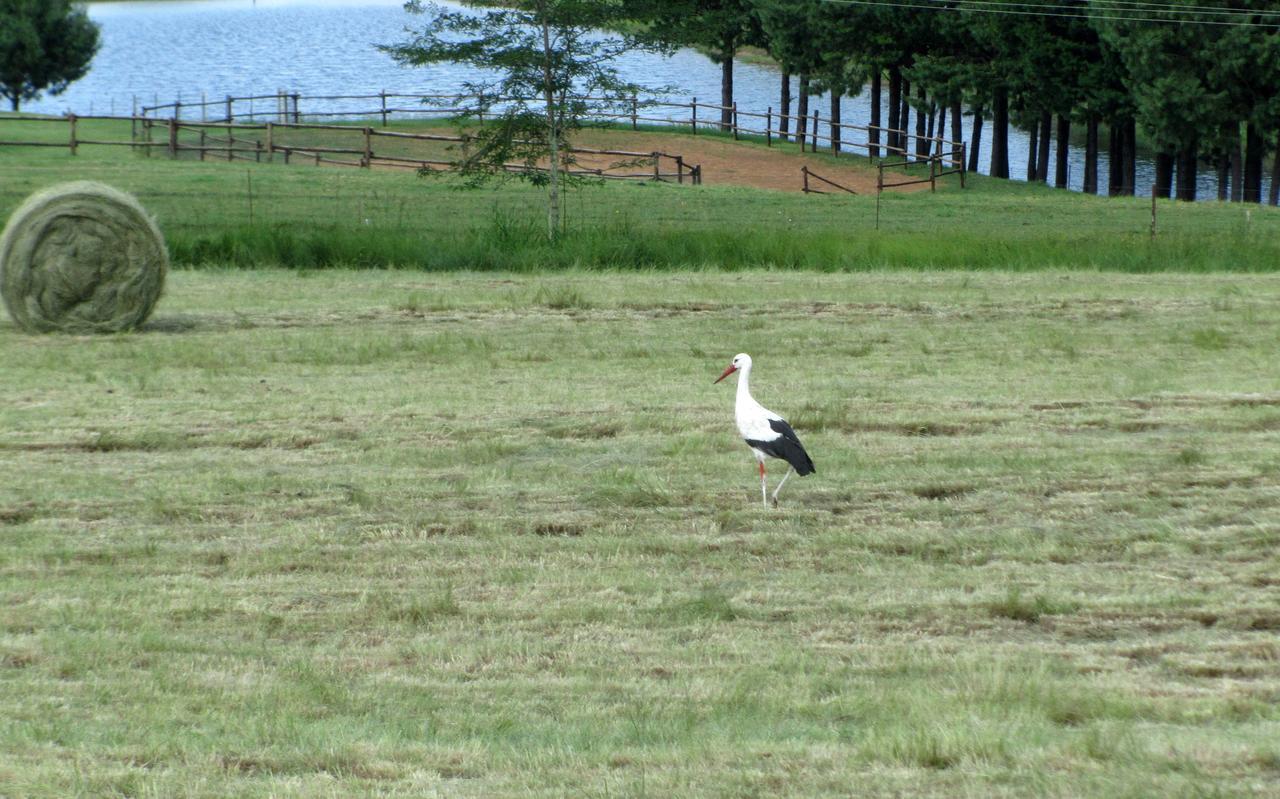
[714,364,737,384]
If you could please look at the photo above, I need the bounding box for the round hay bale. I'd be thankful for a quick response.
[0,181,167,334]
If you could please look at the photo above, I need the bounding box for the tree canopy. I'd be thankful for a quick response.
[0,0,100,112]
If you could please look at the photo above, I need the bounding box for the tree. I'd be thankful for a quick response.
[630,0,760,130]
[381,0,661,240]
[0,0,100,112]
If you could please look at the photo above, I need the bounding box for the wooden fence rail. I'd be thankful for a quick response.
[133,89,966,170]
[0,113,703,185]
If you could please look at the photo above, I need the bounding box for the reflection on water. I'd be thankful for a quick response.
[20,0,1248,198]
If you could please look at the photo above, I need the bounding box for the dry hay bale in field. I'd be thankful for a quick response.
[0,181,168,333]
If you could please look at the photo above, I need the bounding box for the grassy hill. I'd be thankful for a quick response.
[2,115,1279,271]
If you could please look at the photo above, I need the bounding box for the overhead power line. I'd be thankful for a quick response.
[813,0,1280,27]
[950,0,1280,17]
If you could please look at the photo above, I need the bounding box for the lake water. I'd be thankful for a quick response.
[22,0,1246,198]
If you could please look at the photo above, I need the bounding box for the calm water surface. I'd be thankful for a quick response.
[23,0,1240,197]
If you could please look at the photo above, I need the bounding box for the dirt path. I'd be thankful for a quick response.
[569,129,936,195]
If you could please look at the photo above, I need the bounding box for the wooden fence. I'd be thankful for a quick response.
[136,90,966,168]
[0,113,702,185]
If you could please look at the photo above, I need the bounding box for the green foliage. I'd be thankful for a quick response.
[0,0,99,112]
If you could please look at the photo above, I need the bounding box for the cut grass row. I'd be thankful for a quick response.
[2,270,1279,797]
[2,116,1279,271]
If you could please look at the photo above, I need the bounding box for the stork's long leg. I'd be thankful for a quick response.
[759,461,768,507]
[770,467,795,507]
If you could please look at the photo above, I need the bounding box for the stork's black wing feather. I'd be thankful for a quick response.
[745,417,815,476]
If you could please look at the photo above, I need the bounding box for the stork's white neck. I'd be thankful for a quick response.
[735,361,753,405]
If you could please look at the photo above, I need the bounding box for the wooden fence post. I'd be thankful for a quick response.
[960,142,967,188]
[266,122,273,162]
[67,114,78,156]
[380,90,388,127]
[802,165,809,193]
[363,127,372,167]
[767,107,772,147]
[832,119,840,157]
[227,125,234,161]
[632,95,638,130]
[168,118,177,158]
[732,102,739,140]
[676,155,684,184]
[652,152,660,181]
[812,109,819,152]
[876,165,884,230]
[225,94,233,123]
[292,94,300,123]
[691,98,697,135]
[199,130,206,161]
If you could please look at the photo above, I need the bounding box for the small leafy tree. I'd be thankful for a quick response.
[381,0,663,240]
[0,0,100,112]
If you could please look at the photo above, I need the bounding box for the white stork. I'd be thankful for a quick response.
[715,353,815,507]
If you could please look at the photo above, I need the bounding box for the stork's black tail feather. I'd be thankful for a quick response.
[748,417,815,476]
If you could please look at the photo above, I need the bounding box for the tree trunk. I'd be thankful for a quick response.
[10,97,17,112]
[1231,131,1243,202]
[1083,115,1098,195]
[1176,146,1197,201]
[1154,152,1173,199]
[968,105,983,172]
[1037,112,1051,183]
[1244,122,1264,203]
[797,74,810,145]
[887,67,901,154]
[915,85,928,160]
[830,91,841,154]
[990,87,1009,179]
[1107,123,1122,196]
[869,71,881,158]
[779,71,791,139]
[1217,157,1229,201]
[719,47,734,131]
[1055,115,1070,188]
[934,104,945,158]
[1026,120,1039,181]
[900,78,911,156]
[1123,117,1136,196]
[540,17,560,241]
[1271,132,1280,205]
[950,100,962,169]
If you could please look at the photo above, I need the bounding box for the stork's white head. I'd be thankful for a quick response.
[714,353,751,384]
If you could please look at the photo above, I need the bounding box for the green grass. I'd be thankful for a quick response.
[2,270,1280,796]
[3,115,1280,271]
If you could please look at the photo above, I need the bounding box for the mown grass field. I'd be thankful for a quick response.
[2,270,1279,797]
[4,115,1280,271]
